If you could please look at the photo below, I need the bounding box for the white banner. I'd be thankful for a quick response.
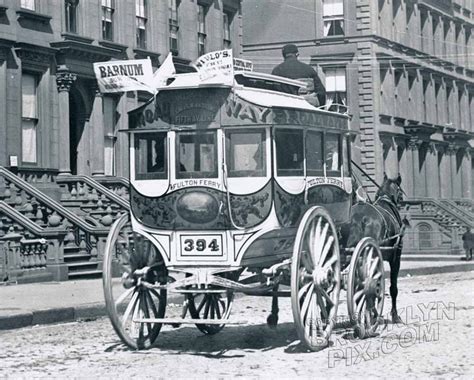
[150,52,176,89]
[233,58,253,72]
[93,59,154,93]
[192,49,234,85]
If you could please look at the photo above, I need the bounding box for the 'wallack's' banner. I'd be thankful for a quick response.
[93,59,154,93]
[192,49,234,85]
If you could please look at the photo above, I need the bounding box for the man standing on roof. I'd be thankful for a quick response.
[272,44,326,106]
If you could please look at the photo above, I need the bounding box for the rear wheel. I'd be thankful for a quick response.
[103,214,167,349]
[187,290,234,335]
[347,237,385,339]
[291,206,341,351]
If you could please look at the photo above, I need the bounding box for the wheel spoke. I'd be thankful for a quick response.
[315,284,334,307]
[314,222,329,264]
[197,295,207,314]
[203,297,211,319]
[369,256,380,277]
[357,294,367,314]
[315,289,329,320]
[298,282,312,301]
[121,290,139,326]
[115,287,135,307]
[319,235,334,266]
[354,289,364,301]
[300,284,314,323]
[322,253,337,272]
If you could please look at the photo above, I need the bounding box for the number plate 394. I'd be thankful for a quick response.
[179,235,223,257]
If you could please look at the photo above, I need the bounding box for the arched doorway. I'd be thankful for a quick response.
[69,87,90,175]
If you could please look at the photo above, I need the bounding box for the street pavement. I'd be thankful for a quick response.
[1,253,473,331]
[0,271,472,378]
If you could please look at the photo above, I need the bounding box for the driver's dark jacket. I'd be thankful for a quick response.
[272,56,325,102]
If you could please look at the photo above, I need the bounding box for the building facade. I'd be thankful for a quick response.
[243,0,473,252]
[0,0,242,178]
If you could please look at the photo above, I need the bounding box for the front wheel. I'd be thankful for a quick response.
[103,213,167,349]
[291,206,341,351]
[347,237,385,339]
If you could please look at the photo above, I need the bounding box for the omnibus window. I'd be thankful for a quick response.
[306,131,324,176]
[326,133,341,175]
[177,131,217,178]
[134,133,167,180]
[342,136,350,176]
[275,129,304,176]
[227,130,266,177]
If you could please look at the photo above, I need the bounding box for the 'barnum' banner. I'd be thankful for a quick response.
[93,59,154,93]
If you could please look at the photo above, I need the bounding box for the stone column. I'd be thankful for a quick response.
[90,89,105,176]
[425,142,440,198]
[462,150,472,199]
[56,67,76,176]
[381,136,399,179]
[404,137,418,198]
[438,145,451,199]
[420,8,433,55]
[410,138,424,197]
[448,144,458,199]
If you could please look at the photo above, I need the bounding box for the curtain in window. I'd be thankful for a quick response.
[22,74,37,119]
[136,0,146,17]
[21,0,35,10]
[325,68,346,108]
[323,0,343,17]
[22,120,37,163]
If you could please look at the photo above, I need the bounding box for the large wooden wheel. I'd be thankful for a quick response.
[291,206,341,351]
[103,213,167,349]
[186,290,234,335]
[347,237,385,339]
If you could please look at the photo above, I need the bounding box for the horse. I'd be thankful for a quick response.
[346,173,409,323]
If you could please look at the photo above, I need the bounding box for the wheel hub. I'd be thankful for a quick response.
[313,266,333,288]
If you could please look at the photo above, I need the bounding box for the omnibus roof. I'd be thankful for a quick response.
[127,71,350,132]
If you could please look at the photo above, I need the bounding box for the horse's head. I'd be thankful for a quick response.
[376,173,404,206]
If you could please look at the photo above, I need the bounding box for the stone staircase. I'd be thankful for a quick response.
[0,166,130,283]
[403,197,473,254]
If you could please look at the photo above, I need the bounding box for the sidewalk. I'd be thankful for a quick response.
[1,254,473,331]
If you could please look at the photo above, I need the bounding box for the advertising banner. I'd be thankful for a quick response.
[93,59,154,93]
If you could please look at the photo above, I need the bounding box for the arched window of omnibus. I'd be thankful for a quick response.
[226,129,266,177]
[275,129,304,176]
[325,133,341,176]
[176,131,217,178]
[134,132,167,180]
[306,131,324,176]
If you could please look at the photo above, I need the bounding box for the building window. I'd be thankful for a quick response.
[22,73,38,164]
[169,0,179,54]
[223,11,232,49]
[324,67,346,111]
[65,0,78,33]
[418,224,432,249]
[136,0,147,49]
[21,0,35,10]
[197,4,207,56]
[323,0,344,36]
[103,96,118,176]
[101,0,114,41]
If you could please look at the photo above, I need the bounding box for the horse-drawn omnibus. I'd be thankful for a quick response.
[102,70,406,351]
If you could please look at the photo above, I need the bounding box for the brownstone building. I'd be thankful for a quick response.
[242,0,473,252]
[0,0,242,178]
[0,0,242,282]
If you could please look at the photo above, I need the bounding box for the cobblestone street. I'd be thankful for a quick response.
[0,271,473,379]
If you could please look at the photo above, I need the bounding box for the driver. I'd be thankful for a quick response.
[272,44,326,106]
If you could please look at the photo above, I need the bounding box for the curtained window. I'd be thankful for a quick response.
[22,74,38,163]
[65,0,78,33]
[197,4,207,56]
[101,0,114,41]
[136,0,147,48]
[168,0,179,54]
[21,0,35,10]
[323,0,344,36]
[223,11,233,49]
[324,67,346,112]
